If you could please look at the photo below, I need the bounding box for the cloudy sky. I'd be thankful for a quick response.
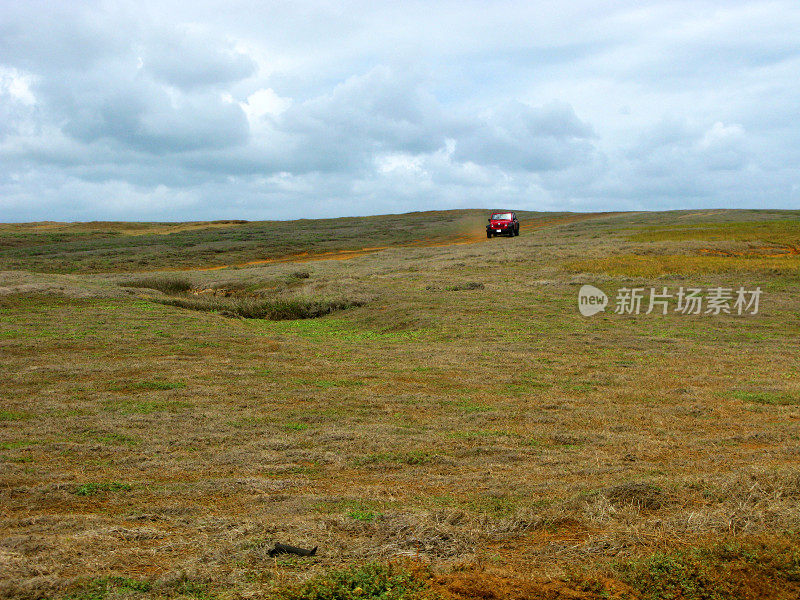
[1,0,798,221]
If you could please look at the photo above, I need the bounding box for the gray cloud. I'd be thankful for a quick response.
[453,101,598,172]
[286,67,446,154]
[143,27,256,90]
[61,82,250,153]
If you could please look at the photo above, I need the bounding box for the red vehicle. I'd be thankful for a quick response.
[486,211,520,238]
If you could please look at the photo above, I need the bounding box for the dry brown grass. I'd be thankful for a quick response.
[1,209,799,599]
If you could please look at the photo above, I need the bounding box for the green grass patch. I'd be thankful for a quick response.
[617,542,800,600]
[7,455,35,463]
[271,563,433,600]
[348,507,381,521]
[0,410,31,421]
[101,399,191,414]
[282,422,309,431]
[174,580,214,599]
[74,482,132,496]
[315,378,365,389]
[0,440,38,450]
[626,220,800,244]
[132,379,186,391]
[253,317,427,342]
[564,254,800,277]
[291,377,365,389]
[733,391,800,405]
[64,576,151,600]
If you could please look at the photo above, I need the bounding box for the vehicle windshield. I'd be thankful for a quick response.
[491,213,512,220]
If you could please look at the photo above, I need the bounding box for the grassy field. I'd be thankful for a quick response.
[1,209,800,600]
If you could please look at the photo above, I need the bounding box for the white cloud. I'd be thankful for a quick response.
[0,67,36,105]
[698,122,745,150]
[243,88,292,120]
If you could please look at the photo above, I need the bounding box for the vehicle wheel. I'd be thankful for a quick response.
[486,231,492,239]
[514,226,520,236]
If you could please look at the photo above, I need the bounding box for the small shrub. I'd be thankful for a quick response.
[151,296,219,313]
[239,297,362,320]
[601,482,671,510]
[445,282,484,291]
[288,271,311,279]
[271,563,433,600]
[618,551,734,600]
[124,276,193,294]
